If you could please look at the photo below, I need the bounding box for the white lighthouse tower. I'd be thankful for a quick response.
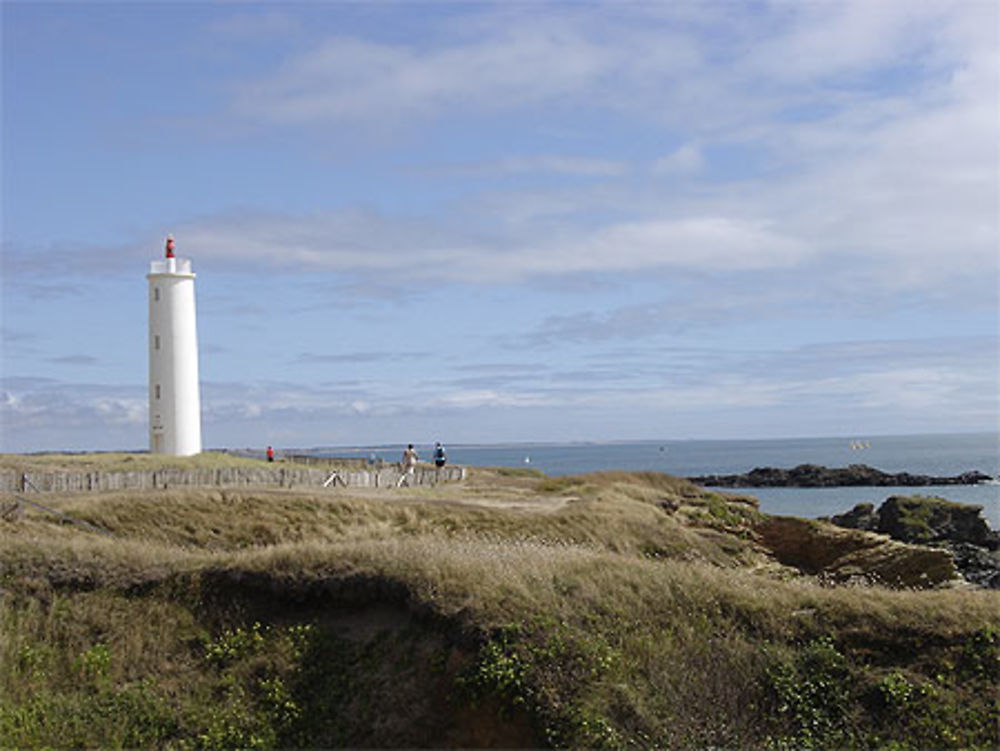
[147,235,202,456]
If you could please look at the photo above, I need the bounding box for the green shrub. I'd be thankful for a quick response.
[75,643,111,687]
[493,466,546,478]
[766,636,852,748]
[201,622,266,667]
[878,672,916,709]
[959,624,1000,680]
[536,476,587,494]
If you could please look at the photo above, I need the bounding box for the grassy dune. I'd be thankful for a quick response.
[1,467,997,749]
[0,451,278,474]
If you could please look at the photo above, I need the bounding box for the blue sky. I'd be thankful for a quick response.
[2,1,997,452]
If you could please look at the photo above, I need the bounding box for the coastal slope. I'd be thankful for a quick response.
[1,460,998,749]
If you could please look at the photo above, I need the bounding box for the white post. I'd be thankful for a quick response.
[147,236,202,456]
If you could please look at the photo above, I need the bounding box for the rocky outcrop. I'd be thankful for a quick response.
[829,496,1000,589]
[828,502,879,531]
[756,516,957,588]
[876,496,999,548]
[689,464,993,488]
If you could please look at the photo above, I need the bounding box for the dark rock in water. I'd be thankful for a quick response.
[687,464,993,488]
[828,495,1000,589]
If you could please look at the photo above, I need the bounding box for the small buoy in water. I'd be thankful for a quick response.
[524,456,531,464]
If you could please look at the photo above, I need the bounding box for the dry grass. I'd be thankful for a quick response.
[0,450,274,474]
[1,466,998,749]
[4,470,761,562]
[5,468,994,639]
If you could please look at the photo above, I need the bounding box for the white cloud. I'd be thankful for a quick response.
[439,155,628,178]
[730,3,998,282]
[0,383,146,433]
[652,143,703,175]
[8,2,992,298]
[6,2,998,451]
[430,388,549,410]
[758,89,998,284]
[4,329,994,451]
[195,2,998,291]
[93,397,145,425]
[525,287,814,344]
[568,217,808,273]
[824,371,949,411]
[223,2,987,137]
[169,209,809,282]
[738,0,950,84]
[233,26,612,124]
[592,344,998,423]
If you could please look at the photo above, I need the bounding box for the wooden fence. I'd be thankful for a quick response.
[0,465,466,494]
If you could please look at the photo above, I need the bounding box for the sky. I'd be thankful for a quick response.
[2,0,998,452]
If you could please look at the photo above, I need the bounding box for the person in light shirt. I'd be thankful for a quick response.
[398,444,418,487]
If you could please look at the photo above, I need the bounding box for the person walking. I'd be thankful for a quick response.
[398,444,418,487]
[433,442,447,468]
[266,445,275,463]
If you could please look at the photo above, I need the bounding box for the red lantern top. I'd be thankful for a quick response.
[165,235,176,258]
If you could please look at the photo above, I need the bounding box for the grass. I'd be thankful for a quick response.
[1,464,997,749]
[0,450,389,476]
[0,450,275,474]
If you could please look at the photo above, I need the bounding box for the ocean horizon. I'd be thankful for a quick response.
[314,431,1000,527]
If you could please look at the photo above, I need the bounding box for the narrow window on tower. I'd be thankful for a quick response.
[154,335,160,350]
[154,287,160,302]
[155,384,161,400]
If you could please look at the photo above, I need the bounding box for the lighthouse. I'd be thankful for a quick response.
[147,235,202,456]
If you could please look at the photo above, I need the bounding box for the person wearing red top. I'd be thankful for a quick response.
[266,445,275,462]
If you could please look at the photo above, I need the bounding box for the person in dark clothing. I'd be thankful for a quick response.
[433,442,447,468]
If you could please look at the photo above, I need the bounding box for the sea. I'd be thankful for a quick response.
[319,432,1000,528]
